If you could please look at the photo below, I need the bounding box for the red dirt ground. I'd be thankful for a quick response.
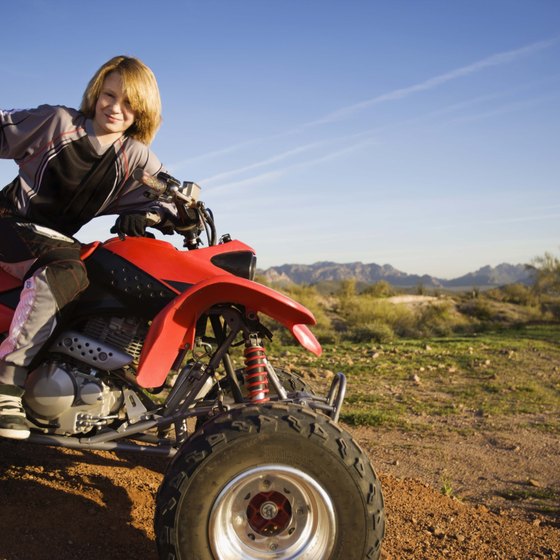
[1,417,558,559]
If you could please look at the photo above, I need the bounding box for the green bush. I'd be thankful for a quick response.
[458,297,496,321]
[361,280,395,298]
[487,283,536,306]
[261,269,558,346]
[416,301,468,337]
[313,327,340,345]
[538,296,560,320]
[337,296,416,337]
[348,321,395,343]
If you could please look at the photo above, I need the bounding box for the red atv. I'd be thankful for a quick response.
[0,173,385,559]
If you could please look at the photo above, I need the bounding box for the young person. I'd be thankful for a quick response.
[0,55,175,439]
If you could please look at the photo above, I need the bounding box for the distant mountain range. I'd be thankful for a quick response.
[259,262,534,289]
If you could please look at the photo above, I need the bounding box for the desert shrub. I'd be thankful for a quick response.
[415,300,469,337]
[530,251,560,296]
[361,280,395,298]
[337,278,357,299]
[458,295,544,326]
[261,271,557,347]
[504,283,535,305]
[348,321,395,343]
[458,297,496,321]
[487,283,536,306]
[390,307,419,337]
[538,296,560,320]
[339,294,477,340]
[313,327,340,345]
[337,296,416,339]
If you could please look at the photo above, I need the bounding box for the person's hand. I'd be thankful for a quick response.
[110,214,151,238]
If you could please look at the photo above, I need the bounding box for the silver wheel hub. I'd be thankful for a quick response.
[209,464,336,559]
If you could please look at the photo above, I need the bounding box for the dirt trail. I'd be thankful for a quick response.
[0,420,558,560]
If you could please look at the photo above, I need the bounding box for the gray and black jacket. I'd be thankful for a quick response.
[0,104,173,236]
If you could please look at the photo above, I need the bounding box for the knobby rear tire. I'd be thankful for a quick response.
[155,403,385,560]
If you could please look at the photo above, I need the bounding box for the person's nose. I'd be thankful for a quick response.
[108,98,124,114]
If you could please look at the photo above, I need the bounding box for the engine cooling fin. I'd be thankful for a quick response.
[80,315,148,364]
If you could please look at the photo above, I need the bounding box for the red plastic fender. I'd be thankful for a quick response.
[136,275,322,388]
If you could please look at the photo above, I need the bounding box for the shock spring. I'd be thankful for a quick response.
[243,340,270,403]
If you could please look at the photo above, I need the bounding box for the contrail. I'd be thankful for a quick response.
[207,137,378,193]
[200,139,332,184]
[306,37,560,126]
[171,37,559,176]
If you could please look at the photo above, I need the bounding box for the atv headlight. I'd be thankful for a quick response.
[211,251,256,280]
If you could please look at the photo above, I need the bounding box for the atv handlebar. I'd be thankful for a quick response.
[133,169,201,207]
[134,169,216,249]
[133,169,167,195]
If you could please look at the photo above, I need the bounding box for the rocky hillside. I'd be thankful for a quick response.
[260,261,533,288]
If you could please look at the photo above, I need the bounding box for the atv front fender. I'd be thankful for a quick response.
[136,275,321,388]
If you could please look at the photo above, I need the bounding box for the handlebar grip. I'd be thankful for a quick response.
[132,168,167,195]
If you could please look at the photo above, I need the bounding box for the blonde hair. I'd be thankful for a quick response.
[80,56,162,145]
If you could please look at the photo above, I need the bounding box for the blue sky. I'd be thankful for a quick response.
[1,0,559,278]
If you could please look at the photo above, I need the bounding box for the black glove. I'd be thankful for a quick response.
[110,214,150,238]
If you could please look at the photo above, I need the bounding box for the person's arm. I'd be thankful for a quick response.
[0,105,60,160]
[103,146,179,236]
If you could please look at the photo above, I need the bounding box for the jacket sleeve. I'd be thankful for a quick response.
[100,146,178,221]
[0,106,59,160]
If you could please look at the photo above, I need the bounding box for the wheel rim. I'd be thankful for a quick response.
[209,464,336,559]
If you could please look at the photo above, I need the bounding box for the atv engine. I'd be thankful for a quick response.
[23,316,149,435]
[24,361,124,434]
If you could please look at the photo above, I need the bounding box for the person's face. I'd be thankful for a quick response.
[92,71,136,142]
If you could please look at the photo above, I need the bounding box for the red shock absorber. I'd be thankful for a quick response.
[244,338,270,403]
